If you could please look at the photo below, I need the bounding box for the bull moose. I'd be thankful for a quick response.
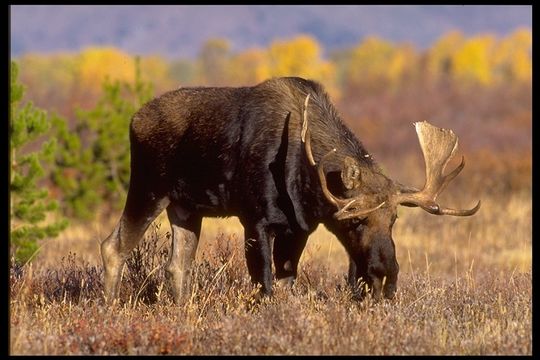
[101,77,480,302]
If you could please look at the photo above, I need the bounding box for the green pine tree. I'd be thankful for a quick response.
[52,57,154,220]
[10,61,68,264]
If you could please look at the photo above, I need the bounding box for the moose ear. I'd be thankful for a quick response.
[341,156,361,190]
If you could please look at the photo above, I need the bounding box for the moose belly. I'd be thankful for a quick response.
[169,179,233,217]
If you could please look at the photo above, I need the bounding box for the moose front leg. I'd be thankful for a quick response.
[273,229,308,287]
[244,222,273,297]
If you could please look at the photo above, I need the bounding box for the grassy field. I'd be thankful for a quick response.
[9,190,531,355]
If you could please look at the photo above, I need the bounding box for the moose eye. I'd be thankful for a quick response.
[350,217,368,231]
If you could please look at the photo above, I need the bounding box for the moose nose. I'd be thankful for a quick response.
[383,282,397,299]
[370,276,397,300]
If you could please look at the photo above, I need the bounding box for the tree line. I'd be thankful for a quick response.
[17,29,531,119]
[10,29,531,263]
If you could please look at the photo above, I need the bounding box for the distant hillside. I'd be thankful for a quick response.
[10,5,532,58]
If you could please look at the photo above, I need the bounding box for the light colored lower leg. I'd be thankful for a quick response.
[101,198,170,303]
[276,275,295,288]
[276,260,296,288]
[101,217,149,302]
[166,225,199,303]
[101,224,123,302]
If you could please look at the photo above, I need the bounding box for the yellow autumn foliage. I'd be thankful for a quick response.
[76,47,136,95]
[13,28,531,117]
[199,38,232,86]
[228,48,268,86]
[427,28,531,85]
[451,34,496,85]
[263,35,337,97]
[426,31,464,79]
[17,52,78,114]
[139,55,174,92]
[492,28,532,82]
[348,36,394,82]
[345,36,417,90]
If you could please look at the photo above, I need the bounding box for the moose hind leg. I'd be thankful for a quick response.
[165,205,201,303]
[101,192,170,303]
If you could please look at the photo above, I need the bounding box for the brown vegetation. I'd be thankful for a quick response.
[10,189,531,354]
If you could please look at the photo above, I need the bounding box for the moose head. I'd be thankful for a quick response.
[301,94,481,299]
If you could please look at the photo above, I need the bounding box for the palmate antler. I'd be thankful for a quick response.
[301,94,385,220]
[393,121,481,216]
[301,93,480,219]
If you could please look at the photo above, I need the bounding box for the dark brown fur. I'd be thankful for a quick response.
[101,77,400,302]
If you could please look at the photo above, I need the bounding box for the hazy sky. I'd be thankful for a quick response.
[10,5,532,58]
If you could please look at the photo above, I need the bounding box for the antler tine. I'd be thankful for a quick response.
[334,200,387,220]
[301,93,316,166]
[436,155,465,198]
[316,149,354,209]
[302,93,352,209]
[395,121,480,216]
[302,93,341,207]
[439,200,481,216]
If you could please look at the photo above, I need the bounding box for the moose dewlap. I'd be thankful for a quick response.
[100,77,480,303]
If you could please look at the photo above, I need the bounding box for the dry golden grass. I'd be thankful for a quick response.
[10,191,531,355]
